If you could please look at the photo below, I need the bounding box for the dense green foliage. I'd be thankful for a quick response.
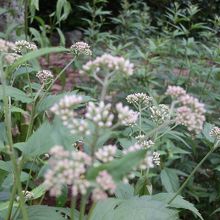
[0,0,220,220]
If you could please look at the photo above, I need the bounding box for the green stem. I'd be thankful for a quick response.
[168,142,219,204]
[87,202,96,220]
[5,184,17,220]
[79,196,86,220]
[70,196,76,220]
[37,58,75,106]
[1,67,29,220]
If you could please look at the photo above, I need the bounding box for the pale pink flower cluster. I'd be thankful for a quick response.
[0,39,15,52]
[92,171,116,201]
[14,40,37,54]
[44,145,91,197]
[51,96,89,135]
[85,102,114,128]
[51,95,83,121]
[116,103,139,126]
[176,95,205,134]
[166,85,186,98]
[4,53,21,64]
[126,93,153,107]
[150,104,170,124]
[210,126,220,140]
[36,70,54,84]
[166,86,206,134]
[70,41,92,56]
[95,145,117,162]
[135,135,154,149]
[81,53,134,76]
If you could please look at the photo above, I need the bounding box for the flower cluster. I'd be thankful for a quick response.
[95,145,117,163]
[85,102,114,128]
[0,39,15,52]
[36,70,54,84]
[4,53,21,64]
[150,104,169,124]
[51,95,83,119]
[81,53,134,76]
[70,41,92,56]
[123,143,160,170]
[14,40,37,54]
[92,171,116,201]
[210,126,220,140]
[166,85,186,98]
[44,145,91,197]
[116,103,139,126]
[166,86,206,134]
[50,95,90,135]
[135,135,154,149]
[176,95,205,134]
[126,93,153,108]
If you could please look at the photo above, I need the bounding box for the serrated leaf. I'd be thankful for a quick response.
[160,168,179,193]
[153,193,203,220]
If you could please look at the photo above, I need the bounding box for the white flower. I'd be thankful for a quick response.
[135,135,154,149]
[70,41,92,56]
[126,93,153,107]
[36,70,54,84]
[14,40,37,54]
[150,104,169,124]
[210,126,220,140]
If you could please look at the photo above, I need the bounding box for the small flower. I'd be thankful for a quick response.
[210,126,220,140]
[116,103,139,126]
[14,40,37,54]
[153,152,160,166]
[81,53,134,76]
[126,93,153,108]
[0,39,15,52]
[4,53,21,64]
[166,86,186,98]
[92,188,108,201]
[95,145,117,163]
[36,70,54,84]
[44,145,92,197]
[135,135,154,149]
[96,171,116,194]
[150,104,169,124]
[22,191,34,201]
[70,42,92,56]
[85,102,114,128]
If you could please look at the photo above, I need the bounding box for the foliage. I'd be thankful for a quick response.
[0,0,220,220]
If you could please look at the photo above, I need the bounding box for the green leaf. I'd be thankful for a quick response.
[9,47,69,72]
[90,197,179,220]
[115,183,134,199]
[0,85,33,103]
[87,150,146,181]
[20,122,54,156]
[17,205,68,220]
[31,184,46,200]
[153,193,203,220]
[160,168,179,193]
[135,176,152,196]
